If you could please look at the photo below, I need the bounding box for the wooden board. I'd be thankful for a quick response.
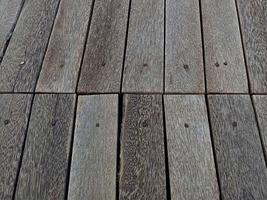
[14,94,75,200]
[0,94,32,199]
[122,0,164,93]
[77,0,129,93]
[165,0,204,93]
[236,0,267,93]
[202,0,248,93]
[0,0,60,92]
[120,94,166,199]
[208,95,267,199]
[68,95,118,199]
[164,95,219,200]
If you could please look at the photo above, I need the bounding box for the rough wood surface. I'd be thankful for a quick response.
[78,0,129,93]
[164,95,219,200]
[0,0,60,92]
[68,95,118,199]
[165,0,204,93]
[208,95,267,199]
[122,0,164,93]
[120,94,166,199]
[0,94,32,200]
[202,0,248,93]
[15,94,76,200]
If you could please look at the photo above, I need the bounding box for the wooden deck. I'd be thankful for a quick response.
[0,0,266,199]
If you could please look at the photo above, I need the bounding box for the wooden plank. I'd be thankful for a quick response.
[208,95,267,199]
[164,95,219,200]
[68,95,118,199]
[202,0,248,93]
[36,0,94,93]
[77,0,129,93]
[0,0,60,92]
[122,0,164,93]
[165,0,204,93]
[14,94,75,200]
[0,94,32,199]
[120,94,166,199]
[237,0,267,93]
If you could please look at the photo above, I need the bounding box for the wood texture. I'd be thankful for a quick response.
[202,0,248,93]
[120,94,166,199]
[164,95,219,200]
[0,94,32,200]
[122,0,164,93]
[78,0,129,93]
[165,0,204,93]
[0,0,60,92]
[14,94,76,200]
[208,95,267,199]
[68,95,118,199]
[237,0,267,93]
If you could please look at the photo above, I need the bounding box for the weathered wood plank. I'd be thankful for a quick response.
[77,0,129,93]
[122,0,164,93]
[0,0,60,92]
[68,95,118,199]
[237,0,267,93]
[202,0,248,93]
[208,95,267,199]
[164,95,219,200]
[0,94,32,199]
[120,94,166,199]
[14,94,76,200]
[165,0,204,93]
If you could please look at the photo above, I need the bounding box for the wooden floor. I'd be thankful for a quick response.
[0,0,267,199]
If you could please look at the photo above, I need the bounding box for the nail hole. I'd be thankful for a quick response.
[4,119,10,125]
[184,123,189,128]
[183,64,189,70]
[223,61,228,66]
[59,64,64,68]
[51,119,57,126]
[101,62,106,67]
[232,121,237,127]
[215,62,219,67]
[96,123,100,127]
[143,63,148,67]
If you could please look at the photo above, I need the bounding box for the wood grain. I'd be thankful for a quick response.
[0,94,32,200]
[68,95,118,199]
[165,0,204,93]
[0,0,60,92]
[120,94,166,199]
[208,95,267,199]
[14,94,76,200]
[164,95,219,200]
[122,0,164,93]
[77,0,129,93]
[236,0,267,93]
[202,0,248,93]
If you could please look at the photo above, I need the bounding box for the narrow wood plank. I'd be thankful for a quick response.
[164,95,219,200]
[36,0,93,93]
[237,0,267,93]
[68,95,118,199]
[15,94,75,200]
[122,0,164,93]
[202,0,248,93]
[0,0,60,92]
[165,0,204,93]
[0,94,32,199]
[77,0,129,93]
[208,95,267,199]
[120,94,166,199]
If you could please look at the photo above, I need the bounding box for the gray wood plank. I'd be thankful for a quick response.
[122,0,164,93]
[36,0,93,93]
[208,95,267,199]
[237,0,267,93]
[68,95,118,199]
[164,95,219,200]
[165,0,204,93]
[202,0,248,93]
[0,0,60,92]
[77,0,129,93]
[120,94,166,199]
[14,94,76,200]
[0,94,32,199]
